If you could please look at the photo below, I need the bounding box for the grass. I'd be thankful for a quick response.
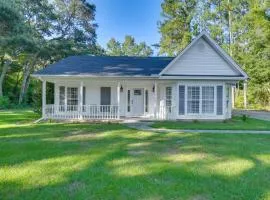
[1,110,270,199]
[152,116,270,130]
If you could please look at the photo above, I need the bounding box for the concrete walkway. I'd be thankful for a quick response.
[124,121,270,134]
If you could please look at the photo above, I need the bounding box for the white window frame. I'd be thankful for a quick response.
[202,86,215,114]
[67,87,78,106]
[177,83,219,117]
[187,86,200,114]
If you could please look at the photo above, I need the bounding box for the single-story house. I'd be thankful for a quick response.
[32,32,248,120]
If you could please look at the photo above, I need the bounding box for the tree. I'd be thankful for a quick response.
[17,0,101,104]
[232,0,270,107]
[0,0,32,97]
[0,0,101,105]
[106,38,122,56]
[106,35,153,56]
[158,0,197,56]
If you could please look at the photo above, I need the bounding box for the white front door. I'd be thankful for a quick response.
[131,88,144,116]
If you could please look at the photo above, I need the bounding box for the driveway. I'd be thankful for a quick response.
[233,109,270,121]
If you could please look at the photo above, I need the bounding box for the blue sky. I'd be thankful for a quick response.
[89,0,163,54]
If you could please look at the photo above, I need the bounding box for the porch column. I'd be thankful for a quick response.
[42,80,46,118]
[243,80,247,109]
[79,81,84,119]
[117,82,120,119]
[117,82,121,119]
[154,81,158,118]
[231,86,235,109]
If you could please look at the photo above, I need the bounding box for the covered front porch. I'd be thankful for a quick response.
[41,78,175,120]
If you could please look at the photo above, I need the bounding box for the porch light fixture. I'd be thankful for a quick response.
[120,85,123,92]
[152,85,155,93]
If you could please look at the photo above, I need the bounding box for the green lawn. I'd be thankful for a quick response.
[1,110,270,199]
[152,116,270,130]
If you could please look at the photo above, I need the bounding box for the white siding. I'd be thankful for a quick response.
[164,38,240,76]
[50,78,234,120]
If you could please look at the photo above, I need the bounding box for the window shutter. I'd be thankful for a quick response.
[83,86,86,105]
[179,85,185,115]
[216,86,223,115]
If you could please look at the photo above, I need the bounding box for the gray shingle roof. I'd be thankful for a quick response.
[34,55,174,76]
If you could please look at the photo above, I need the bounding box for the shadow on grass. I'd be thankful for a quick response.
[1,120,270,199]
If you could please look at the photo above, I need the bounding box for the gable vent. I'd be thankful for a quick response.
[198,42,205,51]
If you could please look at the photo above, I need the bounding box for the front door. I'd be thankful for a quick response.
[132,88,144,116]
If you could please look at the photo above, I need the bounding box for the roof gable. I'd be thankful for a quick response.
[159,32,248,78]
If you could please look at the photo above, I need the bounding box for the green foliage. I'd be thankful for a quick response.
[241,114,247,122]
[158,0,197,56]
[106,35,153,56]
[159,0,270,109]
[0,96,10,109]
[0,0,101,107]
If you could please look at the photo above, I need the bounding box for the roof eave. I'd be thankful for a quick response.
[159,75,247,80]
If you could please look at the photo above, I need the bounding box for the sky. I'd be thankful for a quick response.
[88,0,163,54]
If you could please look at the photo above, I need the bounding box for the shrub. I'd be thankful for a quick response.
[241,114,248,122]
[193,119,199,123]
[0,96,10,109]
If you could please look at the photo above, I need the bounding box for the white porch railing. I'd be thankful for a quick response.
[156,106,176,120]
[45,105,119,120]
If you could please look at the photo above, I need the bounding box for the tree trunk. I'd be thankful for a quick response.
[0,62,10,97]
[228,0,233,56]
[19,64,31,104]
[18,54,39,104]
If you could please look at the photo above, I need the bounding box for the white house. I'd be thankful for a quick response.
[32,32,248,121]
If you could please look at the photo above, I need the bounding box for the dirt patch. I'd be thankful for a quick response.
[128,150,146,156]
[67,181,86,196]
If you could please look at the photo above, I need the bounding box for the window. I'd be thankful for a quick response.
[145,90,148,112]
[134,89,142,95]
[100,87,111,105]
[67,87,78,106]
[59,86,65,105]
[187,86,200,114]
[202,86,214,114]
[166,87,172,112]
